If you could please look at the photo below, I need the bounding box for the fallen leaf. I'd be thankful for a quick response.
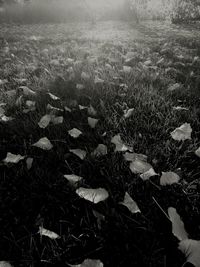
[173,106,189,111]
[168,207,188,241]
[68,128,82,138]
[124,152,147,162]
[71,259,104,267]
[167,83,182,92]
[76,187,109,204]
[140,168,158,181]
[88,117,99,129]
[48,92,60,100]
[39,226,60,240]
[88,105,97,117]
[124,108,134,119]
[0,262,13,267]
[92,144,108,157]
[3,152,25,164]
[179,239,200,267]
[26,157,33,170]
[38,114,51,129]
[69,149,86,160]
[0,115,13,122]
[32,137,53,150]
[19,86,36,96]
[120,192,140,214]
[130,159,152,174]
[171,123,192,141]
[51,116,63,125]
[195,147,200,158]
[160,172,180,186]
[111,134,132,152]
[64,174,83,184]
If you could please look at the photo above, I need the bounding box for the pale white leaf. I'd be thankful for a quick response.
[64,174,83,184]
[0,115,13,122]
[140,168,158,181]
[130,159,152,174]
[171,123,192,141]
[168,207,188,241]
[69,149,86,160]
[68,128,82,138]
[0,262,13,267]
[88,117,99,129]
[3,152,25,164]
[92,144,108,157]
[88,105,97,117]
[51,116,63,125]
[120,192,140,214]
[32,137,53,151]
[160,172,180,186]
[38,114,51,129]
[19,86,36,96]
[124,108,134,119]
[71,259,104,267]
[39,226,60,240]
[26,157,33,170]
[124,152,147,162]
[179,239,200,267]
[195,147,200,158]
[76,187,109,204]
[173,106,189,111]
[111,134,132,152]
[48,92,60,100]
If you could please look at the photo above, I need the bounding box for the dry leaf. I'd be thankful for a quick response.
[0,262,13,267]
[171,123,192,141]
[76,187,109,204]
[124,152,147,162]
[51,116,63,125]
[173,106,189,111]
[19,86,36,97]
[68,128,82,138]
[0,115,13,122]
[140,168,158,181]
[64,174,83,184]
[195,147,200,158]
[26,157,33,170]
[38,114,51,129]
[92,144,108,157]
[179,239,200,267]
[88,105,97,117]
[88,117,99,129]
[39,226,60,240]
[160,172,180,186]
[111,134,132,152]
[168,207,188,242]
[120,192,140,214]
[32,137,53,151]
[3,152,25,164]
[130,159,152,174]
[71,259,104,267]
[124,108,134,119]
[48,92,60,100]
[167,83,182,92]
[69,149,86,160]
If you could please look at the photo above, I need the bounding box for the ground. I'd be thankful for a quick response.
[0,21,200,267]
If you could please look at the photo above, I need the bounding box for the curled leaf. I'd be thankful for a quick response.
[76,187,109,204]
[124,108,134,119]
[39,226,60,240]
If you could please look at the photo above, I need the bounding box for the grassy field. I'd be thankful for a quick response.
[0,21,200,267]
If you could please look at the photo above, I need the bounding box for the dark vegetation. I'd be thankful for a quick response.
[0,15,200,267]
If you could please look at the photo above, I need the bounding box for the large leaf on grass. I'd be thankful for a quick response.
[179,239,200,267]
[32,137,53,150]
[72,259,103,267]
[3,152,25,164]
[124,152,147,162]
[0,262,13,267]
[69,149,86,160]
[111,134,132,152]
[64,174,83,185]
[88,117,99,129]
[92,144,108,157]
[130,159,152,174]
[68,128,82,138]
[39,226,60,240]
[120,192,140,214]
[168,207,188,241]
[76,187,109,204]
[140,168,158,181]
[171,123,192,141]
[160,172,180,186]
[38,114,51,129]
